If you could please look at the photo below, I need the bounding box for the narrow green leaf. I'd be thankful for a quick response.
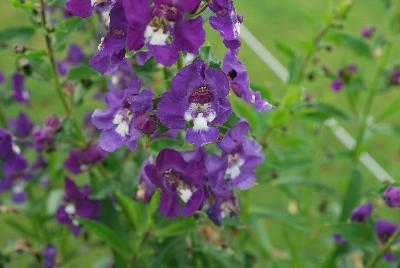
[339,169,362,222]
[0,27,34,44]
[332,223,378,251]
[378,95,400,120]
[114,191,143,231]
[325,32,372,58]
[155,218,196,238]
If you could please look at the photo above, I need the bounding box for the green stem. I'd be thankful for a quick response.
[0,104,8,128]
[353,42,393,159]
[366,229,400,268]
[177,53,183,70]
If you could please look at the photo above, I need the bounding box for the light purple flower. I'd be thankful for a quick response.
[384,186,400,208]
[57,44,85,76]
[207,190,239,225]
[66,0,114,18]
[33,116,61,152]
[56,177,101,236]
[144,148,207,217]
[350,202,373,223]
[223,51,273,112]
[64,144,107,174]
[91,73,154,152]
[209,0,242,51]
[123,0,205,66]
[157,60,232,146]
[43,244,57,268]
[8,112,34,139]
[12,73,29,103]
[331,80,343,92]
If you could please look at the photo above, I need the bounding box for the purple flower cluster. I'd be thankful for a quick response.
[56,177,101,236]
[64,144,107,174]
[33,115,61,152]
[330,64,358,92]
[57,44,86,76]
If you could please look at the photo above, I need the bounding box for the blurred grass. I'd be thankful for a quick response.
[0,0,399,267]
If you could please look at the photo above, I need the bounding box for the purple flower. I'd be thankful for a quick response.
[209,120,264,190]
[66,0,114,18]
[33,116,61,152]
[56,177,101,236]
[91,73,154,152]
[350,202,373,223]
[12,73,29,103]
[109,59,136,90]
[375,220,399,263]
[64,144,107,174]
[0,72,5,84]
[209,0,242,51]
[333,233,347,245]
[223,51,273,112]
[8,112,34,139]
[144,148,207,217]
[207,190,239,225]
[90,0,128,74]
[331,80,343,92]
[361,26,375,39]
[43,245,57,268]
[57,44,85,76]
[123,0,205,66]
[157,60,232,146]
[136,158,156,203]
[390,67,400,86]
[384,186,400,208]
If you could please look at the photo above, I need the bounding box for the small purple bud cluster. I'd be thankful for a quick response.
[330,64,358,92]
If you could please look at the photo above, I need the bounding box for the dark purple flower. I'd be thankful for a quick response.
[0,72,5,84]
[157,60,232,146]
[56,177,101,236]
[361,26,375,39]
[384,186,400,208]
[390,67,400,86]
[350,202,373,223]
[375,219,399,263]
[144,148,207,217]
[331,80,343,92]
[43,244,57,268]
[12,73,29,103]
[90,0,128,74]
[64,144,107,174]
[136,158,156,203]
[207,190,239,225]
[33,116,61,152]
[209,0,242,50]
[333,233,347,245]
[123,0,205,66]
[92,73,154,152]
[57,44,85,76]
[8,112,34,138]
[66,0,114,18]
[211,120,264,190]
[223,51,273,112]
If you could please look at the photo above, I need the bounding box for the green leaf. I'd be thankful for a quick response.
[250,207,310,233]
[378,95,400,120]
[275,41,296,60]
[155,218,196,238]
[339,169,362,222]
[332,223,378,251]
[274,176,336,194]
[324,32,372,58]
[68,65,99,81]
[54,17,82,50]
[79,219,132,258]
[0,27,34,44]
[114,191,143,231]
[281,85,303,108]
[269,109,290,127]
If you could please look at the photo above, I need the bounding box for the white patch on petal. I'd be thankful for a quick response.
[13,182,25,194]
[206,111,216,123]
[115,121,129,137]
[145,25,169,46]
[65,203,76,215]
[235,22,241,36]
[192,113,209,131]
[184,53,196,65]
[91,0,97,6]
[178,187,192,203]
[72,219,80,226]
[226,154,245,179]
[184,111,193,122]
[113,111,131,137]
[111,75,120,86]
[12,144,21,154]
[98,37,105,50]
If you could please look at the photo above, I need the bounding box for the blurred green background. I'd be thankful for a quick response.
[0,0,399,267]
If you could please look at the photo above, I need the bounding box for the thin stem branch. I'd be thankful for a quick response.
[177,53,183,70]
[366,229,400,268]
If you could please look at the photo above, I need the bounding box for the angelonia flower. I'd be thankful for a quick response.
[223,51,273,112]
[375,220,399,263]
[12,72,30,103]
[157,59,232,146]
[209,0,242,51]
[361,26,375,39]
[330,64,358,92]
[57,44,86,76]
[43,244,57,268]
[350,202,373,223]
[389,67,400,86]
[123,0,205,66]
[66,0,114,18]
[332,233,347,245]
[91,72,154,152]
[33,115,61,152]
[56,177,101,236]
[64,144,107,174]
[8,112,34,139]
[0,128,31,203]
[135,158,156,204]
[383,186,400,208]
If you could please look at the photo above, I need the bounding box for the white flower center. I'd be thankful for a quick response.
[113,110,132,137]
[144,25,170,46]
[178,187,193,203]
[12,143,21,154]
[65,203,77,215]
[184,103,216,132]
[13,181,25,194]
[226,154,245,179]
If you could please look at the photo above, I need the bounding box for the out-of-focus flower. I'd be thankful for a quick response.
[375,220,399,263]
[384,186,400,208]
[361,26,375,39]
[12,73,29,103]
[57,44,86,76]
[56,177,101,236]
[333,233,347,245]
[350,202,373,223]
[64,144,107,174]
[389,67,400,86]
[43,244,57,268]
[66,0,114,18]
[33,116,61,152]
[157,60,231,146]
[0,72,5,84]
[136,158,156,203]
[8,112,34,139]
